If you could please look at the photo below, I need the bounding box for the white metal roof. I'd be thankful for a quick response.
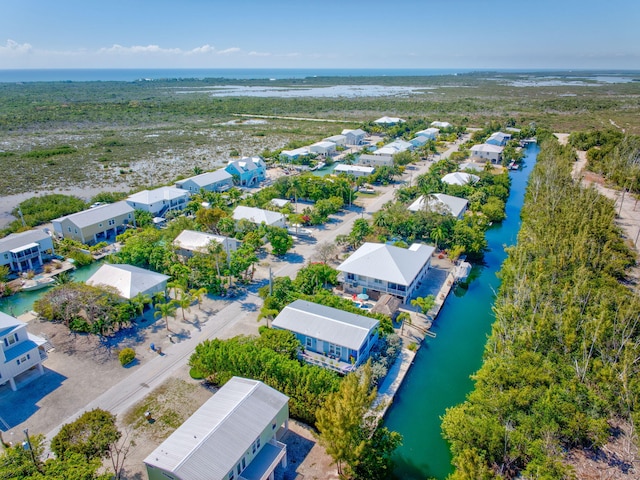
[144,377,288,480]
[374,116,404,124]
[86,263,169,299]
[53,201,134,229]
[416,127,439,137]
[430,121,451,128]
[272,300,379,351]
[337,242,435,286]
[342,128,366,136]
[441,172,480,186]
[471,144,504,153]
[232,206,284,226]
[334,164,375,174]
[176,169,233,188]
[270,198,290,208]
[280,147,310,157]
[127,186,190,205]
[311,141,336,148]
[460,162,486,172]
[173,230,235,253]
[324,134,346,142]
[488,132,511,142]
[0,229,50,252]
[408,194,469,218]
[0,311,24,337]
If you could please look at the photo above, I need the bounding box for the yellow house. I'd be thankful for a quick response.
[52,201,135,245]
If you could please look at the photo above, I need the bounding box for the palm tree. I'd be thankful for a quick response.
[431,225,447,251]
[130,293,152,317]
[189,287,208,311]
[193,165,203,175]
[52,270,74,286]
[154,299,177,331]
[174,291,193,322]
[167,280,185,299]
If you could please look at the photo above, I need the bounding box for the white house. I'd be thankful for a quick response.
[374,116,405,125]
[0,229,54,273]
[459,162,486,172]
[341,129,366,145]
[430,121,452,129]
[309,141,337,156]
[323,134,347,146]
[175,170,234,193]
[409,136,430,148]
[126,187,190,217]
[145,377,289,480]
[270,198,291,208]
[233,206,286,228]
[408,193,469,219]
[280,147,311,161]
[52,202,135,245]
[334,164,375,178]
[357,153,394,168]
[486,132,512,146]
[441,172,480,186]
[0,312,47,391]
[86,264,169,299]
[375,139,413,156]
[225,156,267,187]
[415,127,439,140]
[470,144,504,164]
[272,300,379,374]
[172,230,239,260]
[337,242,435,303]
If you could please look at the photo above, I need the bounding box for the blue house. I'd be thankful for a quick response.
[225,156,266,187]
[272,300,379,373]
[486,131,512,146]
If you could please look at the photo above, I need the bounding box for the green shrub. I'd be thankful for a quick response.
[119,348,135,366]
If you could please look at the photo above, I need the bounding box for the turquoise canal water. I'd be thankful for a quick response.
[0,261,105,316]
[385,143,539,479]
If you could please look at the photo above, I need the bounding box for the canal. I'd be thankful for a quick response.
[385,143,539,479]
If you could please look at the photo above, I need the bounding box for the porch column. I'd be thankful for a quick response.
[37,363,44,375]
[28,258,34,271]
[9,377,16,391]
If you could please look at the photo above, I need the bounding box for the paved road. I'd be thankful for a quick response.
[45,138,466,441]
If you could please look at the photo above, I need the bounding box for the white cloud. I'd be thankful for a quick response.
[98,44,183,55]
[216,47,241,55]
[0,39,33,55]
[187,44,215,54]
[249,51,271,57]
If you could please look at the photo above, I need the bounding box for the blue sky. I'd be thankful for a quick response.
[1,0,638,70]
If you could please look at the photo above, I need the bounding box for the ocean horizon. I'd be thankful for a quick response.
[1,68,636,83]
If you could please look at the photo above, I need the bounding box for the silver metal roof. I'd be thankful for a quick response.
[408,193,468,218]
[0,311,24,337]
[176,169,232,188]
[337,242,434,286]
[0,229,50,252]
[232,206,284,226]
[144,377,288,480]
[86,263,169,299]
[172,230,234,253]
[52,201,134,228]
[272,299,379,351]
[441,172,480,186]
[126,186,189,205]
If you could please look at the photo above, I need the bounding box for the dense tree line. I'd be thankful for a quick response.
[441,139,639,478]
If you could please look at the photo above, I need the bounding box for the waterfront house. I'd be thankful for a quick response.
[430,121,452,129]
[470,144,504,164]
[357,153,394,168]
[280,146,311,161]
[309,141,337,157]
[415,127,439,140]
[225,156,267,187]
[0,229,54,273]
[126,187,190,218]
[175,169,234,193]
[375,139,413,156]
[0,312,47,391]
[408,193,469,219]
[52,201,135,245]
[334,164,375,178]
[172,230,239,260]
[341,128,366,145]
[86,263,169,299]
[272,299,379,372]
[486,131,512,146]
[374,116,405,125]
[144,377,289,480]
[441,172,480,186]
[459,162,486,173]
[409,135,430,148]
[337,242,435,303]
[232,206,286,228]
[323,134,347,146]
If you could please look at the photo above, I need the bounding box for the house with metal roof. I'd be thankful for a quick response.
[486,131,512,147]
[172,230,239,260]
[441,172,480,186]
[0,312,48,391]
[357,153,394,168]
[309,141,337,157]
[341,129,366,145]
[126,187,190,217]
[175,169,234,193]
[225,156,267,187]
[232,206,286,228]
[272,300,379,373]
[430,121,452,129]
[415,127,440,140]
[408,193,469,219]
[323,134,347,146]
[52,201,135,245]
[144,377,289,480]
[373,116,405,125]
[470,144,504,164]
[279,147,311,161]
[0,229,54,273]
[337,242,435,303]
[334,164,375,178]
[375,139,413,156]
[86,264,169,299]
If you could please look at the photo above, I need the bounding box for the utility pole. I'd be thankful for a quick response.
[269,266,273,296]
[23,429,37,468]
[17,207,26,227]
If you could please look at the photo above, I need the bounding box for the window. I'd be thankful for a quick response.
[4,333,17,347]
[306,337,313,349]
[99,223,103,227]
[329,344,342,358]
[256,437,261,449]
[228,471,234,480]
[68,227,72,232]
[237,464,241,475]
[241,458,246,470]
[108,219,116,226]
